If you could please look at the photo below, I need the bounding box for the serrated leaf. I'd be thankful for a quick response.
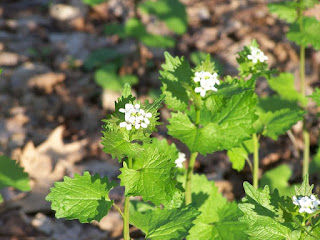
[46,171,116,223]
[287,17,320,50]
[0,155,30,192]
[187,174,247,240]
[130,205,199,240]
[118,138,182,208]
[95,65,138,91]
[295,174,313,196]
[267,72,307,105]
[160,52,192,111]
[227,139,254,172]
[309,88,320,106]
[138,0,187,35]
[268,2,298,23]
[239,182,293,239]
[190,51,224,74]
[256,96,305,140]
[167,87,257,155]
[260,164,294,196]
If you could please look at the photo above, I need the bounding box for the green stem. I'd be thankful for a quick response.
[185,152,199,205]
[185,108,201,205]
[123,157,133,240]
[113,203,124,219]
[253,133,259,189]
[303,130,310,177]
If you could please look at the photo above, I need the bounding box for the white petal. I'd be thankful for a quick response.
[125,103,134,110]
[195,87,202,93]
[119,108,126,113]
[141,122,148,128]
[145,112,152,118]
[119,122,127,128]
[135,124,140,129]
[135,104,140,109]
[144,118,150,124]
[194,76,200,82]
[126,124,132,130]
[200,90,206,97]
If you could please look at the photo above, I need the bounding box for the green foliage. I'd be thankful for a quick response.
[310,138,320,174]
[160,52,192,111]
[81,0,107,6]
[267,72,306,105]
[190,51,223,74]
[295,174,313,196]
[167,86,257,155]
[187,174,247,239]
[119,138,183,208]
[239,183,293,239]
[46,171,116,223]
[84,48,123,71]
[0,155,30,192]
[101,84,164,161]
[130,205,199,240]
[255,96,305,140]
[309,88,320,106]
[260,164,295,196]
[105,18,175,48]
[268,2,298,23]
[95,64,138,91]
[227,139,254,172]
[287,16,320,50]
[138,0,188,34]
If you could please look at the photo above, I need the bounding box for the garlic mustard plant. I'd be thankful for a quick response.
[119,103,152,130]
[193,71,220,97]
[247,46,268,64]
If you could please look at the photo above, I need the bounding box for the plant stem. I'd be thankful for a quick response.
[297,2,310,178]
[185,152,199,205]
[185,108,201,205]
[123,157,133,240]
[252,133,259,189]
[303,130,310,177]
[113,203,124,219]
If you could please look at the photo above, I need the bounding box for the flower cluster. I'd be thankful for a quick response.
[247,46,268,64]
[175,152,186,168]
[193,71,220,97]
[119,103,152,130]
[292,195,320,214]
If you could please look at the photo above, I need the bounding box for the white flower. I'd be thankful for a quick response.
[292,195,320,214]
[193,71,220,97]
[119,103,152,130]
[247,46,268,64]
[175,152,186,168]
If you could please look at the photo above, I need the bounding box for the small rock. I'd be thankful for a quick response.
[0,52,20,66]
[32,213,53,235]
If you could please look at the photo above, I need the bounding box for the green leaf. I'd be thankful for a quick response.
[227,139,254,172]
[260,164,294,196]
[81,0,107,6]
[104,23,126,37]
[130,205,199,240]
[0,155,30,192]
[309,88,320,106]
[138,0,188,34]
[268,2,298,23]
[95,65,138,91]
[267,72,307,105]
[167,87,257,155]
[256,96,305,140]
[160,52,193,111]
[187,174,247,240]
[294,174,313,196]
[239,182,293,239]
[118,138,183,208]
[190,51,224,74]
[287,17,320,50]
[46,171,116,223]
[84,48,123,70]
[0,194,3,203]
[310,138,320,174]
